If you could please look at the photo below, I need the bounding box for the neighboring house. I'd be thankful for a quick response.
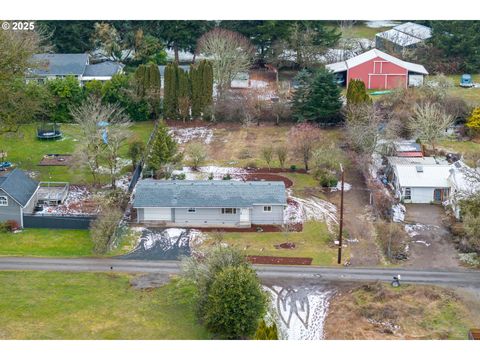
[326,48,428,89]
[0,169,39,227]
[27,53,123,83]
[376,22,432,53]
[133,180,287,228]
[447,161,480,219]
[387,157,451,203]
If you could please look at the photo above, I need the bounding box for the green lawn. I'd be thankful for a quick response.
[0,271,210,339]
[204,221,344,266]
[428,74,480,106]
[1,121,154,184]
[0,229,92,257]
[438,139,480,166]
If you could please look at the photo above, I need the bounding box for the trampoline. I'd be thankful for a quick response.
[37,123,62,140]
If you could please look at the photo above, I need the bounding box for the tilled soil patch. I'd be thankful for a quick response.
[241,173,293,188]
[247,255,312,265]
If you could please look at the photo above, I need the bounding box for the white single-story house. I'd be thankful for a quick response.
[387,157,452,203]
[133,180,287,228]
[447,161,480,219]
[27,54,124,84]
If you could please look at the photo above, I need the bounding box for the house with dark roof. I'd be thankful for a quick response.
[133,180,287,227]
[27,54,124,83]
[0,169,39,227]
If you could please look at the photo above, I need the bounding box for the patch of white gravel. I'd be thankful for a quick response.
[364,20,400,28]
[172,166,246,181]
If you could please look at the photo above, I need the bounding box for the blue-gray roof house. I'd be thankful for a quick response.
[0,169,39,227]
[133,180,287,228]
[28,54,123,83]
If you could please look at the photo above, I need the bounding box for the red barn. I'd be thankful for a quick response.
[326,49,428,90]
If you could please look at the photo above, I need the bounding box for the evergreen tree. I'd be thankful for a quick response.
[202,61,214,118]
[178,68,191,121]
[292,68,342,124]
[163,63,178,119]
[346,79,372,105]
[148,120,179,170]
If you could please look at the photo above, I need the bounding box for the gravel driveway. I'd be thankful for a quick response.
[403,204,460,269]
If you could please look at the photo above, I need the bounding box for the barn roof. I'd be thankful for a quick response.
[133,180,287,208]
[326,49,428,75]
[0,169,39,207]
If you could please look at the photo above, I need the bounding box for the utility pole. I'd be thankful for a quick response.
[337,164,345,265]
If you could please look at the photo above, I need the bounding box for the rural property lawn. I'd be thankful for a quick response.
[0,229,92,257]
[0,271,210,339]
[0,121,154,184]
[205,221,346,266]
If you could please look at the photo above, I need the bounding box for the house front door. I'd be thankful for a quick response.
[240,208,250,224]
[433,189,443,202]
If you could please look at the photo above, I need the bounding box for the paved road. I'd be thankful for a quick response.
[1,257,480,287]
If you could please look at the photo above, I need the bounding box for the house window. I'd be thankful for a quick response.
[263,206,272,212]
[221,208,237,214]
[187,208,196,213]
[0,196,7,206]
[404,188,411,200]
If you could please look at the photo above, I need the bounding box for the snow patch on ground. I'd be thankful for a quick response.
[392,203,406,223]
[288,195,338,232]
[169,127,214,145]
[37,186,99,215]
[265,286,334,340]
[330,181,352,192]
[365,20,400,28]
[404,223,438,239]
[172,166,246,181]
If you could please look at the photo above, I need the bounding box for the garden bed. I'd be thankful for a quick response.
[247,255,312,265]
[194,223,302,233]
[241,173,293,188]
[38,154,73,166]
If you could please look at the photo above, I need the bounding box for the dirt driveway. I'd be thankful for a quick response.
[403,204,460,269]
[326,165,381,267]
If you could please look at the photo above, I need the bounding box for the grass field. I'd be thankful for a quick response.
[1,121,154,184]
[324,282,476,339]
[0,229,92,257]
[0,271,209,339]
[438,139,480,166]
[203,221,345,266]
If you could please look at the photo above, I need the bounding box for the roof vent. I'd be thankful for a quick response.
[416,165,423,173]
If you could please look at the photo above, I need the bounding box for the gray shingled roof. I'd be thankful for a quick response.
[133,180,286,208]
[30,53,89,76]
[83,61,124,77]
[0,169,39,206]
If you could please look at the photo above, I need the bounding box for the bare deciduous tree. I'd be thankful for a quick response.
[288,123,322,171]
[344,104,382,155]
[261,146,274,169]
[275,145,288,170]
[408,102,454,151]
[71,96,131,187]
[196,28,254,97]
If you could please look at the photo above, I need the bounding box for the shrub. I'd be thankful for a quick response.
[375,222,408,261]
[171,173,186,180]
[0,220,20,232]
[90,207,123,255]
[290,165,297,172]
[222,173,232,180]
[254,319,279,340]
[245,160,258,169]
